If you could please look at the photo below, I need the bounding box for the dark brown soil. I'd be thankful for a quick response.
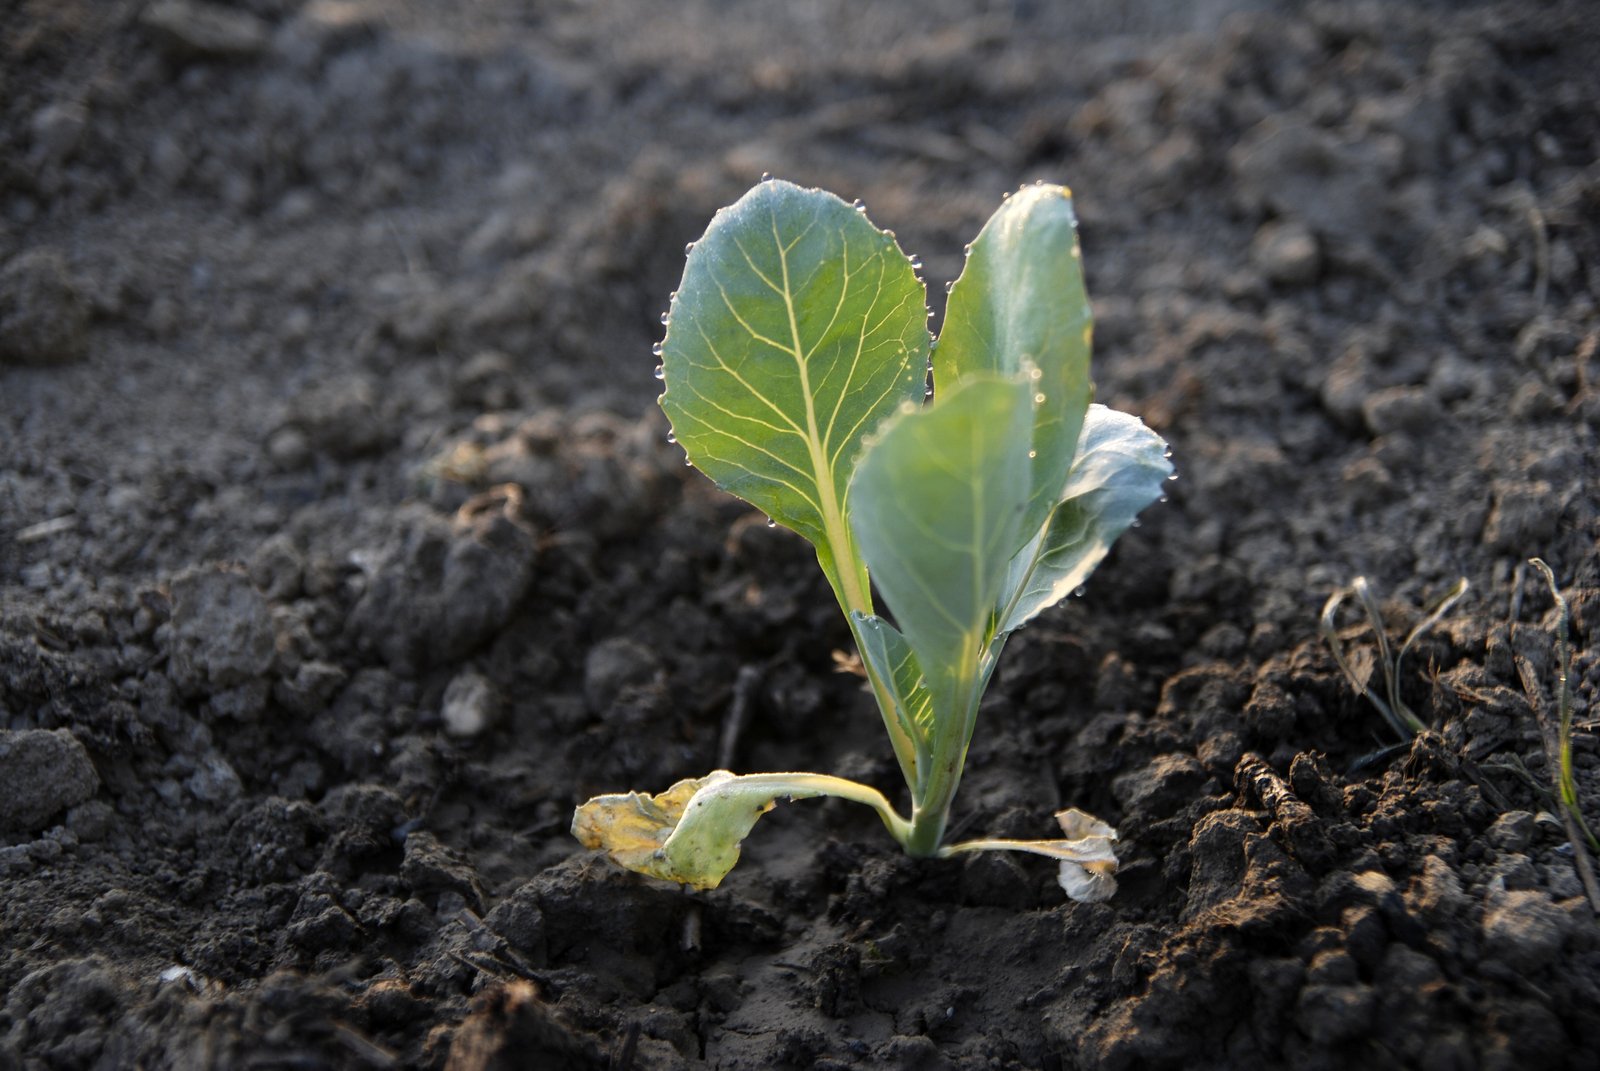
[4,1,1599,1068]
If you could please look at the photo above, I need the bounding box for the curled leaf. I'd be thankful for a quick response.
[572,770,910,890]
[571,771,745,888]
[940,806,1120,903]
[1053,807,1120,903]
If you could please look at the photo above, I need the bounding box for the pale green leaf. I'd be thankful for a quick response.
[935,185,1093,537]
[659,180,929,602]
[572,770,780,890]
[572,770,910,890]
[998,404,1171,634]
[848,377,1034,702]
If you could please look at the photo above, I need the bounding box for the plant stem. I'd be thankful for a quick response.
[902,641,993,857]
[734,771,913,844]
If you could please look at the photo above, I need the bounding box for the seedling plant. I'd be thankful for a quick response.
[1321,575,1469,742]
[573,179,1171,901]
[1525,559,1598,852]
[1518,561,1599,891]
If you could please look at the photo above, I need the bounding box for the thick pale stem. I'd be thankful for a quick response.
[735,771,913,844]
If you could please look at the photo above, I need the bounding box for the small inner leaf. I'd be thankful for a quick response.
[853,612,935,779]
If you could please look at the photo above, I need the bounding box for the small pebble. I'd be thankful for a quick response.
[1250,219,1321,285]
[266,426,312,471]
[441,670,499,738]
[1361,386,1441,437]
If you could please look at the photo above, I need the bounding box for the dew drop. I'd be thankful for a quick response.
[766,517,777,528]
[1028,450,1038,459]
[666,431,677,444]
[909,257,922,270]
[684,458,694,467]
[1034,392,1047,404]
[1131,519,1141,528]
[944,281,955,294]
[1032,178,1043,186]
[1167,472,1179,482]
[1073,586,1086,598]
[1162,449,1173,459]
[1000,191,1011,201]
[925,385,935,398]
[1028,366,1043,382]
[651,341,664,356]
[760,171,773,182]
[963,242,973,256]
[660,311,670,325]
[926,309,935,319]
[684,241,696,254]
[853,199,867,213]
[1158,494,1168,503]
[653,364,665,380]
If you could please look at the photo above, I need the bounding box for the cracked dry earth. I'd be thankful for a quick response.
[3,1,1599,1068]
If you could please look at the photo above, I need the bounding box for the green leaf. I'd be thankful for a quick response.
[848,376,1034,704]
[659,180,929,605]
[998,404,1171,634]
[936,185,1093,537]
[853,612,935,769]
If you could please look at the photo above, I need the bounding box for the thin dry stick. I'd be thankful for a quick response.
[1528,201,1551,311]
[1509,560,1528,631]
[1570,331,1596,414]
[717,665,764,770]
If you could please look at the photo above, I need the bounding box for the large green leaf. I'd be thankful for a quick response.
[998,404,1172,634]
[659,180,929,601]
[935,185,1093,537]
[848,377,1034,705]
